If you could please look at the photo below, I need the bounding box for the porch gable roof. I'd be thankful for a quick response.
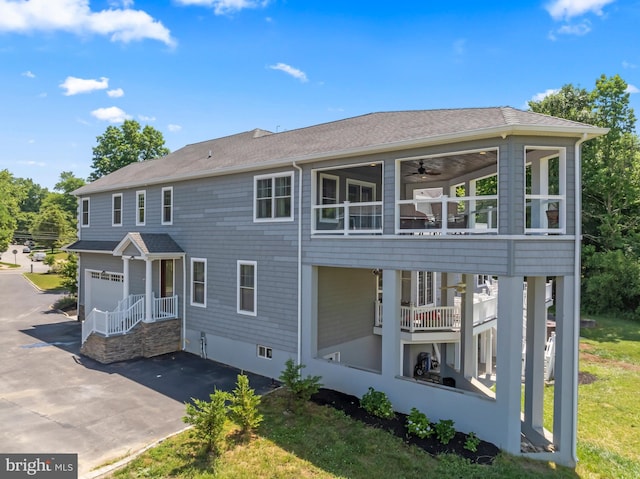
[113,232,184,260]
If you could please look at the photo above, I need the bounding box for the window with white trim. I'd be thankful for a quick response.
[319,173,339,222]
[237,260,256,315]
[112,193,122,226]
[136,190,146,226]
[81,198,90,227]
[161,186,173,225]
[191,258,206,307]
[257,345,272,359]
[254,172,293,221]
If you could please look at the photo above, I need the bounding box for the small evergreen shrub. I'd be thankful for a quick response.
[360,387,394,419]
[228,374,263,435]
[434,419,456,445]
[406,407,433,439]
[464,432,480,452]
[279,358,323,403]
[183,389,229,453]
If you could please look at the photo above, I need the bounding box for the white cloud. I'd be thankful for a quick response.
[0,0,175,46]
[175,0,270,15]
[531,88,560,103]
[138,114,156,121]
[622,60,637,69]
[626,84,640,94]
[556,20,592,35]
[269,62,308,82]
[91,106,131,123]
[107,88,124,98]
[18,159,46,167]
[545,0,615,21]
[60,76,109,96]
[167,124,182,132]
[22,70,35,78]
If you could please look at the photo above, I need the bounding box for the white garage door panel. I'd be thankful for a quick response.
[86,271,124,313]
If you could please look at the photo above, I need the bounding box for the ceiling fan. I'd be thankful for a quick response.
[406,160,441,178]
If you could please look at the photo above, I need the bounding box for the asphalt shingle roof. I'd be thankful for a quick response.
[75,107,606,195]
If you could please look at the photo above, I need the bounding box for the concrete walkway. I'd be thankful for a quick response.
[0,272,274,478]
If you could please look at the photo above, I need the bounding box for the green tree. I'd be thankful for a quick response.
[59,253,78,295]
[227,374,263,436]
[89,120,170,181]
[54,171,85,218]
[0,170,20,251]
[183,390,229,453]
[30,202,74,252]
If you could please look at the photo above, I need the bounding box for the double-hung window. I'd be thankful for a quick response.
[237,260,257,316]
[81,198,90,227]
[191,258,206,307]
[161,186,173,225]
[254,172,293,221]
[112,193,122,227]
[136,190,146,226]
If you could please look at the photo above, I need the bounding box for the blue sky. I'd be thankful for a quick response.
[1,0,638,190]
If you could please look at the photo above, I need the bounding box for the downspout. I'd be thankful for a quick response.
[571,133,588,464]
[182,254,187,350]
[292,161,303,366]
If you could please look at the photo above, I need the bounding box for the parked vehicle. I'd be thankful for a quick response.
[22,247,31,253]
[32,252,46,261]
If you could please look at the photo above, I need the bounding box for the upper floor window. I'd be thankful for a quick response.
[254,172,294,221]
[136,190,146,226]
[191,258,206,307]
[112,193,122,227]
[238,260,257,316]
[162,186,173,225]
[81,198,90,227]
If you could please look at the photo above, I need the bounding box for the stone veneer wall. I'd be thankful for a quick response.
[81,318,182,364]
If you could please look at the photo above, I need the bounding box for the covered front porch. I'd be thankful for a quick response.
[68,232,186,364]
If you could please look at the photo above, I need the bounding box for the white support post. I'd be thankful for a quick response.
[485,328,493,377]
[381,269,401,378]
[552,276,578,467]
[122,257,130,301]
[145,258,153,322]
[523,276,548,440]
[496,275,525,455]
[460,274,475,378]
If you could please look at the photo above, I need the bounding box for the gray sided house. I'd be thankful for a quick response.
[67,108,607,467]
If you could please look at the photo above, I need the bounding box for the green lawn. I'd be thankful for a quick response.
[23,272,64,291]
[106,315,639,479]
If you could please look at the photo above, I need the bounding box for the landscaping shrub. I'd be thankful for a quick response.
[227,374,263,435]
[279,358,323,405]
[406,407,433,439]
[434,419,456,445]
[183,389,229,453]
[360,387,394,419]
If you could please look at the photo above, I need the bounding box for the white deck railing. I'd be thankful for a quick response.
[374,293,498,333]
[82,294,178,344]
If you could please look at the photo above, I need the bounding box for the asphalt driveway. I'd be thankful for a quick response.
[0,270,274,478]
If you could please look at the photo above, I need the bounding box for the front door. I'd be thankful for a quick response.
[160,259,174,298]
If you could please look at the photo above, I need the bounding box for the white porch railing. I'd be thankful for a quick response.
[82,294,178,344]
[374,293,498,333]
[312,201,383,235]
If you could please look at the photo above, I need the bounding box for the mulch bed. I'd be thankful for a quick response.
[311,388,500,465]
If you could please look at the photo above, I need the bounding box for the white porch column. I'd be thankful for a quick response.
[145,258,153,322]
[122,257,130,300]
[381,269,401,378]
[530,156,549,228]
[496,275,524,455]
[485,328,493,377]
[523,276,548,440]
[460,274,475,378]
[553,275,578,467]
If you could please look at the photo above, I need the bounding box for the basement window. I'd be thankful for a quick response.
[257,345,272,359]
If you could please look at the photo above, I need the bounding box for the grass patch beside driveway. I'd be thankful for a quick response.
[23,272,64,291]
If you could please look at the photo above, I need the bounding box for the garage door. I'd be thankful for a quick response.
[86,270,124,313]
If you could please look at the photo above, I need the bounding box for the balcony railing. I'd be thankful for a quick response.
[398,195,498,235]
[312,201,383,235]
[525,195,565,233]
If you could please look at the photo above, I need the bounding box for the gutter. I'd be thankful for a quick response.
[571,133,587,464]
[183,255,187,351]
[292,161,303,366]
